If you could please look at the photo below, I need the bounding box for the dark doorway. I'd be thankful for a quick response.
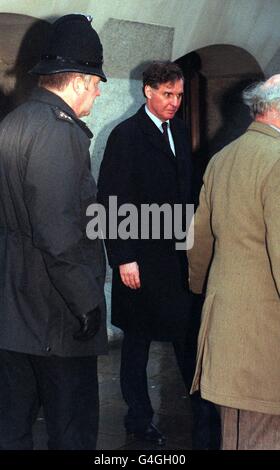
[176,44,264,200]
[0,13,50,121]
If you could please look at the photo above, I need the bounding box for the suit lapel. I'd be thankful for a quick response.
[135,105,191,203]
[170,117,193,204]
[170,119,185,160]
[137,106,176,164]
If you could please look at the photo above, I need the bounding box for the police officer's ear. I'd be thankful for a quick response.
[73,75,84,96]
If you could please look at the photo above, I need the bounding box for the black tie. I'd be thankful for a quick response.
[161,121,170,147]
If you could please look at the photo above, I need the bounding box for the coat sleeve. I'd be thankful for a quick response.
[23,120,104,318]
[187,162,215,294]
[262,159,280,297]
[97,125,138,268]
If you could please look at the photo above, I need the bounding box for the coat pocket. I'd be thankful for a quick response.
[190,292,216,393]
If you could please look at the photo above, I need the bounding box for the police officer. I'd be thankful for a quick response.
[0,14,107,450]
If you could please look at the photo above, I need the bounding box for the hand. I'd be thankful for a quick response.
[73,306,101,341]
[119,262,141,289]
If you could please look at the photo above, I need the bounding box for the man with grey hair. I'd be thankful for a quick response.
[187,75,280,449]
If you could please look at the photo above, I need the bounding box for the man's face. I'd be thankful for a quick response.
[76,75,101,118]
[145,79,184,121]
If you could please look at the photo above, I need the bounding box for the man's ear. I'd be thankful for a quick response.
[73,75,83,96]
[144,85,152,100]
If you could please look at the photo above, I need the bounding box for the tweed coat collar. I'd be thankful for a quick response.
[247,121,280,140]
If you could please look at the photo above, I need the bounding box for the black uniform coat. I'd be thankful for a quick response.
[0,87,108,357]
[98,105,192,340]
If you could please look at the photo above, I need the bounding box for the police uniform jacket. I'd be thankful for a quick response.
[98,105,193,341]
[0,87,107,357]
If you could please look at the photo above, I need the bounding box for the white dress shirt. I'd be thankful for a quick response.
[145,105,176,155]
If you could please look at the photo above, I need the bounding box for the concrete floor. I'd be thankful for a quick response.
[33,341,192,450]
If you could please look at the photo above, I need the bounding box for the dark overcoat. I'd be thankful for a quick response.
[0,87,107,357]
[98,105,193,340]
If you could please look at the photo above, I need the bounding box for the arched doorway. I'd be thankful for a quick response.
[0,13,50,120]
[176,44,264,199]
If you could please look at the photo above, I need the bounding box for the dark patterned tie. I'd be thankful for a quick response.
[161,121,170,147]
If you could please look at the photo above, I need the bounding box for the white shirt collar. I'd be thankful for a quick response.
[269,124,280,134]
[145,105,170,130]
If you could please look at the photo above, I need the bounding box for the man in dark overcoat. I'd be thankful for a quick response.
[0,14,107,449]
[98,61,194,445]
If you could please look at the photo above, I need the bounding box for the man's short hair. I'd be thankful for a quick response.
[38,72,91,91]
[142,61,184,97]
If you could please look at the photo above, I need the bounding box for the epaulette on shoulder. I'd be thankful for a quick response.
[53,108,74,124]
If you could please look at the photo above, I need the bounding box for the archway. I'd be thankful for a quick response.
[176,44,264,198]
[0,13,50,120]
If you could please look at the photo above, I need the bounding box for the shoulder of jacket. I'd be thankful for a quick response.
[109,115,136,140]
[172,115,184,126]
[52,107,74,124]
[118,113,137,129]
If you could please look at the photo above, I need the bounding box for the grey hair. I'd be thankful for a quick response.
[243,80,280,118]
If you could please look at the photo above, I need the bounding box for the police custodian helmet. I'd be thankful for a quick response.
[30,14,107,82]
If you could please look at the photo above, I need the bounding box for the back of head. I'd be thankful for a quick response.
[243,74,280,119]
[30,14,106,82]
[142,61,184,96]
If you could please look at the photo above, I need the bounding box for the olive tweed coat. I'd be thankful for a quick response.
[188,122,280,415]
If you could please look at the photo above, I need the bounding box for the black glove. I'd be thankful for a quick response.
[73,306,101,341]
